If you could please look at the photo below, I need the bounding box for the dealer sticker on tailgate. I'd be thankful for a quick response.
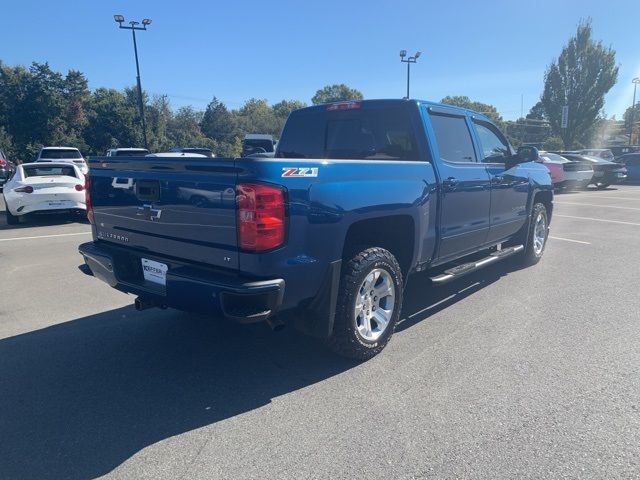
[141,258,168,285]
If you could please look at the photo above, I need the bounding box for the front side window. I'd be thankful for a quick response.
[428,113,476,163]
[474,122,511,163]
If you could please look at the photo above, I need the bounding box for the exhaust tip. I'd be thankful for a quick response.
[265,316,285,332]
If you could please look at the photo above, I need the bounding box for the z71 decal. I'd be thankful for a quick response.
[282,167,319,177]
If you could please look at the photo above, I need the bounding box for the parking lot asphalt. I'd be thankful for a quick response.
[1,186,639,480]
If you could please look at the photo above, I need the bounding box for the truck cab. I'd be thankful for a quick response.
[79,99,553,359]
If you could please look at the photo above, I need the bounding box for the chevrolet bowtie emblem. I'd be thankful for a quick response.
[137,204,162,221]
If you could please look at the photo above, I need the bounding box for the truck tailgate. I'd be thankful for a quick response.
[89,157,240,270]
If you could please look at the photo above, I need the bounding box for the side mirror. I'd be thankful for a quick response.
[517,145,539,162]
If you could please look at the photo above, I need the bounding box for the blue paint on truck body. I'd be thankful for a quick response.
[79,99,552,337]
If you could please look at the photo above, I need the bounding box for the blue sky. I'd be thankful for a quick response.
[2,0,639,120]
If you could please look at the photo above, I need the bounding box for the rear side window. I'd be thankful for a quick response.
[277,105,419,160]
[23,165,77,178]
[429,114,476,163]
[40,149,82,159]
[624,155,640,166]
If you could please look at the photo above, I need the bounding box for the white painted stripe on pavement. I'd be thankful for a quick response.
[0,231,91,242]
[555,201,640,211]
[561,194,640,201]
[555,214,640,227]
[549,235,591,245]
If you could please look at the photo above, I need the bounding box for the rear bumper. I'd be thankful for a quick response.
[78,241,285,323]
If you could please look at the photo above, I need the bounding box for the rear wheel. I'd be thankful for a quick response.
[519,203,549,266]
[327,247,403,360]
[595,182,610,190]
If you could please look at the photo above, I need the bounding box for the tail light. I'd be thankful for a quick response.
[236,183,286,251]
[14,186,34,193]
[0,159,6,167]
[327,101,361,111]
[85,175,94,224]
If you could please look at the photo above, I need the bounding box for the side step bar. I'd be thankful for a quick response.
[430,245,524,285]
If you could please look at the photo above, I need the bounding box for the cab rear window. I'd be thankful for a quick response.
[39,149,82,159]
[277,104,419,160]
[23,166,77,178]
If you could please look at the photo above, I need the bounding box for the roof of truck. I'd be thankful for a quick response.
[294,99,493,123]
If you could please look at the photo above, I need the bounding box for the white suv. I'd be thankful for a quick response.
[37,147,88,174]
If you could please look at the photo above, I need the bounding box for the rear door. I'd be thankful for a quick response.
[89,157,239,269]
[425,107,491,260]
[471,120,529,244]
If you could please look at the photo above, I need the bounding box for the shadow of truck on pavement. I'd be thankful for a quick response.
[0,259,515,479]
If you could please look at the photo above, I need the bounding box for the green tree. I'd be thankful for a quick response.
[541,19,618,148]
[440,95,503,126]
[542,135,565,150]
[272,99,307,133]
[167,106,216,151]
[235,98,279,136]
[311,84,363,105]
[83,88,139,154]
[200,97,237,143]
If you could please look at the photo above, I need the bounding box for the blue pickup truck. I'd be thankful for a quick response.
[79,99,553,359]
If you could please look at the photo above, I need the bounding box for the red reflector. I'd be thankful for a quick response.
[14,185,34,193]
[85,175,94,224]
[326,101,361,111]
[237,183,286,252]
[75,184,84,191]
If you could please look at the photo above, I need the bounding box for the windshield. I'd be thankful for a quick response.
[23,165,77,177]
[39,149,82,159]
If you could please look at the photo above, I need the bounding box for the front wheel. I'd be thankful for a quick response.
[519,203,549,266]
[327,247,403,360]
[595,182,610,190]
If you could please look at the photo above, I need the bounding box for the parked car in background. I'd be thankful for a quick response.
[241,134,276,157]
[557,152,627,189]
[616,153,640,183]
[537,151,592,190]
[2,162,86,225]
[106,148,150,157]
[579,148,616,162]
[36,147,88,174]
[79,99,553,359]
[608,145,640,158]
[169,147,215,157]
[0,148,17,190]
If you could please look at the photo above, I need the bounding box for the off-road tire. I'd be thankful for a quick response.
[326,247,403,360]
[520,202,549,266]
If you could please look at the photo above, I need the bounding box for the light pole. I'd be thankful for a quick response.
[630,77,640,146]
[400,50,421,99]
[114,15,152,150]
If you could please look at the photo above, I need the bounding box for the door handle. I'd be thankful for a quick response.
[442,177,459,191]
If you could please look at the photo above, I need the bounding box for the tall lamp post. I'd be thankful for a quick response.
[114,15,152,150]
[630,77,640,146]
[400,50,421,99]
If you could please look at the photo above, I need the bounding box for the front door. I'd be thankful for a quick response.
[471,120,529,244]
[425,109,491,261]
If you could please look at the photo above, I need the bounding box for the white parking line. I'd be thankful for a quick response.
[555,202,640,211]
[0,231,91,242]
[555,214,640,227]
[549,236,591,245]
[562,194,640,201]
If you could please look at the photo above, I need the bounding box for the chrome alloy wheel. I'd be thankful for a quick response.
[354,268,395,342]
[533,212,547,255]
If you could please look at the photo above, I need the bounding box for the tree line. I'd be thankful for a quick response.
[0,63,363,161]
[0,19,632,161]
